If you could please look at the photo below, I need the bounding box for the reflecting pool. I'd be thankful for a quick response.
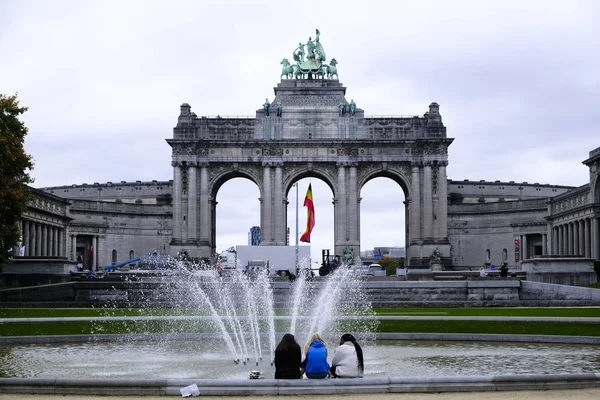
[1,339,598,379]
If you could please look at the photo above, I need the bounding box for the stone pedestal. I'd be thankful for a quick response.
[521,257,597,287]
[430,262,443,272]
[1,257,78,287]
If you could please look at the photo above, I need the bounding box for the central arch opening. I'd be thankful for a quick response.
[360,177,407,274]
[286,178,334,275]
[215,177,260,255]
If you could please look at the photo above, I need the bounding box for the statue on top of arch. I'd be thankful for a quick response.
[281,28,339,80]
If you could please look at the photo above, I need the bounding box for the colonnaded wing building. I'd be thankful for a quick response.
[13,30,600,272]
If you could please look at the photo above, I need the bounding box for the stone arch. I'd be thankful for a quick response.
[208,167,262,256]
[283,166,337,196]
[357,166,411,198]
[357,166,411,261]
[209,167,263,200]
[168,79,451,265]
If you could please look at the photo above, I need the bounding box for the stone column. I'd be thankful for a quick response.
[336,163,347,247]
[552,226,558,254]
[584,218,591,258]
[261,163,272,244]
[522,234,528,260]
[348,164,359,244]
[593,217,600,260]
[572,222,576,255]
[187,163,198,243]
[91,236,97,271]
[40,224,47,257]
[578,220,585,256]
[210,198,217,254]
[199,162,210,248]
[542,233,547,255]
[34,222,42,257]
[423,163,433,239]
[23,220,30,257]
[437,162,448,239]
[95,236,100,269]
[410,165,421,246]
[573,222,578,256]
[57,228,63,257]
[274,163,284,245]
[172,162,183,243]
[71,234,77,260]
[567,222,573,255]
[557,225,562,254]
[51,227,57,257]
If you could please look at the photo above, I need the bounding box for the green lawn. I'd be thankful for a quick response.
[2,306,599,319]
[373,307,600,317]
[1,307,599,337]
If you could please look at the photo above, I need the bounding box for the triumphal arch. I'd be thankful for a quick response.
[167,29,453,267]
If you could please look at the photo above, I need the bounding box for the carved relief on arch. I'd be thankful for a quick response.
[356,162,412,195]
[207,163,263,198]
[411,142,448,156]
[282,163,337,195]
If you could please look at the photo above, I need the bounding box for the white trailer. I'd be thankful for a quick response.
[235,245,311,277]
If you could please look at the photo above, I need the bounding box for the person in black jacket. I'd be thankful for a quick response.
[274,333,302,379]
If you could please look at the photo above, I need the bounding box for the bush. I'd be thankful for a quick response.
[376,257,404,276]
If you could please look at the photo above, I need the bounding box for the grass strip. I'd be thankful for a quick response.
[2,307,600,319]
[1,319,598,337]
[373,307,600,317]
[377,320,600,336]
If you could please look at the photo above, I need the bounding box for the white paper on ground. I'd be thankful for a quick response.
[180,383,200,397]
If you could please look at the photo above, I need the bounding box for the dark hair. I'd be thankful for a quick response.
[276,333,300,353]
[341,333,364,373]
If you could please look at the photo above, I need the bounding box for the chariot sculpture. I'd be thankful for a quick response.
[280,29,339,80]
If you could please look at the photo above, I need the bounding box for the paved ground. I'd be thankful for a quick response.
[3,389,600,399]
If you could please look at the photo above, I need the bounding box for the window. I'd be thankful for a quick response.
[111,249,117,264]
[129,250,135,259]
[485,249,491,264]
[502,248,508,262]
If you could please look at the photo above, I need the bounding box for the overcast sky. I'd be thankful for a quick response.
[2,0,599,264]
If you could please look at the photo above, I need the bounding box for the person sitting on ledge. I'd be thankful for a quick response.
[301,333,330,379]
[274,333,302,379]
[329,333,364,378]
[500,263,509,278]
[479,268,488,278]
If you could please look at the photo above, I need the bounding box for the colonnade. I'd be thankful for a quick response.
[17,219,66,258]
[551,217,600,259]
[517,233,547,262]
[409,161,448,243]
[68,234,100,270]
[170,159,450,265]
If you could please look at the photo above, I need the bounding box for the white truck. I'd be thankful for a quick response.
[219,245,311,277]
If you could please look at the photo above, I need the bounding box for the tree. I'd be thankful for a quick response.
[0,93,34,264]
[376,256,404,276]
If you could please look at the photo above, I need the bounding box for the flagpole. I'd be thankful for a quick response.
[295,182,299,273]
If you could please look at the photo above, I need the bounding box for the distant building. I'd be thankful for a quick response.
[248,226,261,246]
[361,247,405,260]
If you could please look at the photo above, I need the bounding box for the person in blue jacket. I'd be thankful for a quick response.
[301,333,330,379]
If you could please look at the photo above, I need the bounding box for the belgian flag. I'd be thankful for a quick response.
[299,184,315,243]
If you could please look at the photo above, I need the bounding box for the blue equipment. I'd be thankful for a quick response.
[104,257,140,272]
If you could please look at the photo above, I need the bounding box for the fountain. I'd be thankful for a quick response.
[0,259,599,395]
